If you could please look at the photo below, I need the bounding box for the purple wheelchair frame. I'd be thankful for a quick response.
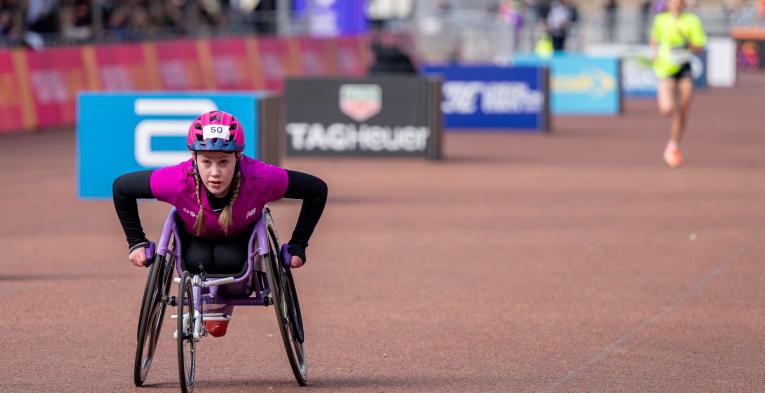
[152,207,293,312]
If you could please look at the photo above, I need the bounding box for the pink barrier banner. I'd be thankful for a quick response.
[151,40,209,90]
[0,52,31,132]
[334,35,369,76]
[91,43,158,90]
[294,37,335,76]
[256,37,296,91]
[0,34,370,132]
[25,47,90,127]
[0,50,35,134]
[205,37,262,90]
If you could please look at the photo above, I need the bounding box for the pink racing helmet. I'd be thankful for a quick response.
[187,110,245,152]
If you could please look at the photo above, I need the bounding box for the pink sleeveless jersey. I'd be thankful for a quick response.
[150,155,288,239]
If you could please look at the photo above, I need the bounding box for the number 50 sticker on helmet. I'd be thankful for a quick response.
[187,110,245,152]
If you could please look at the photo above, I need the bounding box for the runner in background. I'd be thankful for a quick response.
[650,0,706,168]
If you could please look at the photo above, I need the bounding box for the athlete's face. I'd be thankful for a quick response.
[667,0,685,13]
[195,151,238,198]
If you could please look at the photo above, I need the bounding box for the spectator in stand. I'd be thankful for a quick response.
[60,0,92,43]
[128,5,152,41]
[156,0,187,37]
[106,3,130,41]
[546,0,575,52]
[198,0,227,33]
[499,0,525,51]
[0,0,22,47]
[639,0,652,43]
[25,0,59,49]
[368,29,417,75]
[603,0,618,43]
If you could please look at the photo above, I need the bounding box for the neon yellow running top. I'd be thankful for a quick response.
[650,12,707,78]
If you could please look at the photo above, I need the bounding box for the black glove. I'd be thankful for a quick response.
[287,243,307,265]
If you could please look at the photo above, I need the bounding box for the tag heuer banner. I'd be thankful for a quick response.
[284,77,443,160]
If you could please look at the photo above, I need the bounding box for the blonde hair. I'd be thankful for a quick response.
[191,154,242,236]
[192,172,206,236]
[217,170,241,235]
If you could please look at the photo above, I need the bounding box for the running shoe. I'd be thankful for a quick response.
[664,145,683,168]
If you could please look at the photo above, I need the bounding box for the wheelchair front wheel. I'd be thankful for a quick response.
[134,251,174,386]
[265,217,307,386]
[177,271,196,393]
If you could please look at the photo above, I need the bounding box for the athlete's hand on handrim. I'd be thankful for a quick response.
[129,246,148,267]
[290,255,305,268]
[288,243,306,268]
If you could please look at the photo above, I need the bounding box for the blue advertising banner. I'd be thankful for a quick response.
[297,0,368,37]
[513,54,622,115]
[77,93,258,198]
[422,65,549,131]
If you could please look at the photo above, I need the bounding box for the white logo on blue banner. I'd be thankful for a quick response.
[78,93,259,198]
[134,99,217,167]
[442,81,543,115]
[512,53,621,115]
[422,65,548,130]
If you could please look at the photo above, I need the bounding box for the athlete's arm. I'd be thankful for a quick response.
[283,170,328,267]
[686,16,707,54]
[113,170,155,267]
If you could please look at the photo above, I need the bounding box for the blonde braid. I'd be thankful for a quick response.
[193,173,206,236]
[218,170,241,235]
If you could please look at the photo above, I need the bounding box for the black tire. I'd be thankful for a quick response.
[264,212,307,386]
[134,247,175,386]
[283,268,305,344]
[177,271,196,393]
[136,266,153,342]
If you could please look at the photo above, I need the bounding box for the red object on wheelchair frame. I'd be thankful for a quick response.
[204,320,230,337]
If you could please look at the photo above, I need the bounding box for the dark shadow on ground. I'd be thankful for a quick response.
[137,374,510,392]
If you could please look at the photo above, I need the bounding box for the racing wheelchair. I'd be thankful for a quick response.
[132,206,306,393]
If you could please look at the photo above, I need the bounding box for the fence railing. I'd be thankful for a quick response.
[404,5,760,65]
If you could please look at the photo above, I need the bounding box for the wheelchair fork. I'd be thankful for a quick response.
[192,275,203,341]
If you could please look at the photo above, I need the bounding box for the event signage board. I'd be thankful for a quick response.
[77,93,260,198]
[586,44,710,97]
[284,77,442,159]
[422,65,550,131]
[513,54,622,115]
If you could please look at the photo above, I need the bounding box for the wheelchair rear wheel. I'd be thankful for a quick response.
[134,244,175,386]
[265,213,307,386]
[177,271,196,393]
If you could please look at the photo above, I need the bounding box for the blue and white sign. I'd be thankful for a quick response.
[422,65,549,131]
[513,54,622,115]
[586,44,709,97]
[294,0,368,37]
[77,93,258,198]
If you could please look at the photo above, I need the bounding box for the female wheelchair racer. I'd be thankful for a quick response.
[112,110,327,390]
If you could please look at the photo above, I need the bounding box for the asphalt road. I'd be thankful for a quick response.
[1,73,764,393]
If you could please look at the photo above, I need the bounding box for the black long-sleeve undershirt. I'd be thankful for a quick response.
[112,169,327,252]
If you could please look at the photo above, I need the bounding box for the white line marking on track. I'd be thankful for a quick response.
[539,228,765,393]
